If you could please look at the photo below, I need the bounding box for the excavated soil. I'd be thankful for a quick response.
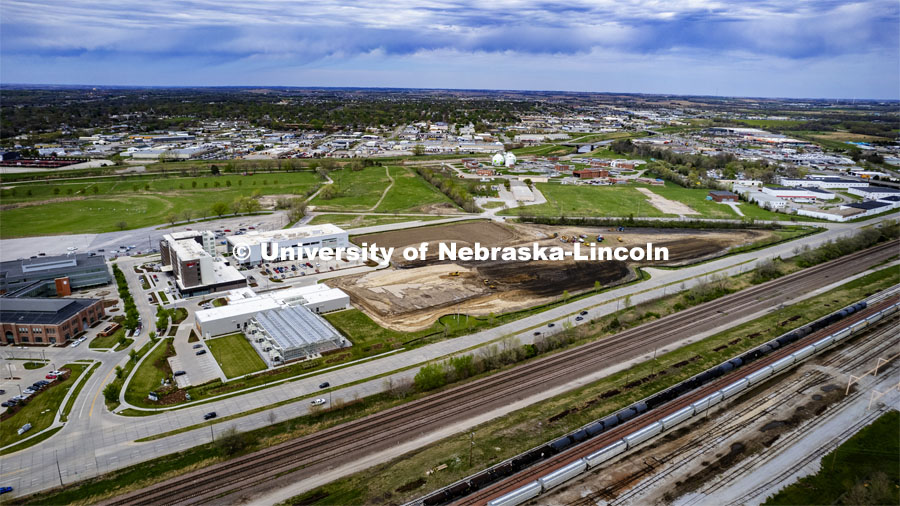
[337,221,773,331]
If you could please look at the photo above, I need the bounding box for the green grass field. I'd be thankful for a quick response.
[308,214,445,229]
[206,333,267,379]
[0,363,86,447]
[501,182,668,217]
[123,339,175,407]
[89,327,126,349]
[374,166,458,213]
[309,166,392,211]
[766,410,900,505]
[501,180,791,221]
[0,172,320,238]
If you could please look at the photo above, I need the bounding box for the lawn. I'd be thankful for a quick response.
[374,166,458,213]
[501,182,667,217]
[206,333,267,379]
[89,327,125,349]
[123,338,175,407]
[0,363,87,447]
[765,410,899,505]
[308,214,446,229]
[0,172,320,238]
[310,166,392,211]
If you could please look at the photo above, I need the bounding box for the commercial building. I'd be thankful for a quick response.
[847,186,900,200]
[226,224,349,266]
[708,190,738,202]
[779,177,869,190]
[0,253,111,297]
[195,283,350,337]
[761,186,837,202]
[160,231,245,297]
[795,201,895,222]
[573,169,609,179]
[248,305,347,363]
[1,297,105,345]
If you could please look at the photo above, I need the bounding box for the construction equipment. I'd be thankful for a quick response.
[617,236,624,242]
[449,272,460,277]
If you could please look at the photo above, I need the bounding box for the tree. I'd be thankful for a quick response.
[114,365,124,379]
[181,209,193,223]
[414,363,447,391]
[413,144,426,156]
[230,198,243,215]
[210,165,220,175]
[562,289,570,303]
[116,221,128,231]
[129,349,139,362]
[594,280,601,293]
[215,426,250,456]
[103,383,120,403]
[211,201,229,217]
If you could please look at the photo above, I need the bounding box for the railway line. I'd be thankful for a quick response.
[452,295,899,506]
[563,317,900,506]
[104,240,899,506]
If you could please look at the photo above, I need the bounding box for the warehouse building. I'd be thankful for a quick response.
[0,253,111,297]
[847,186,900,200]
[1,297,105,345]
[160,231,245,296]
[248,305,347,363]
[226,224,349,266]
[779,177,869,190]
[761,186,836,202]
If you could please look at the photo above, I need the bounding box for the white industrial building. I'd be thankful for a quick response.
[847,186,900,200]
[779,177,869,190]
[734,185,788,210]
[761,186,836,202]
[226,224,349,266]
[194,283,350,337]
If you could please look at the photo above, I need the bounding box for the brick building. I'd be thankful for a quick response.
[1,297,105,345]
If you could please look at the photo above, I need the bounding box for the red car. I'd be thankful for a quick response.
[45,374,57,380]
[224,229,231,232]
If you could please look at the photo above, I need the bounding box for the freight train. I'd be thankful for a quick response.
[418,297,898,506]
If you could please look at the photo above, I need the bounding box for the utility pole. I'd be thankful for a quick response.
[468,432,475,467]
[210,425,214,442]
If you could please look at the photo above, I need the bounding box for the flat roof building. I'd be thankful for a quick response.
[847,186,900,200]
[780,177,869,190]
[226,224,349,266]
[160,231,245,297]
[0,252,111,297]
[1,297,105,345]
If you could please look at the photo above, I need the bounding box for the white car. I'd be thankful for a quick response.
[49,370,63,375]
[310,398,326,406]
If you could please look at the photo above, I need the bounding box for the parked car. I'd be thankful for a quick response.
[575,316,584,321]
[17,423,32,435]
[319,382,330,389]
[193,344,203,349]
[45,374,58,380]
[310,398,326,406]
[173,371,186,377]
[547,323,555,327]
[195,350,207,356]
[533,331,541,336]
[0,486,13,494]
[580,311,588,316]
[203,412,217,420]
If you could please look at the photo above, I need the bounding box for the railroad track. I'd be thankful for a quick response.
[105,240,899,505]
[452,297,898,506]
[570,318,900,506]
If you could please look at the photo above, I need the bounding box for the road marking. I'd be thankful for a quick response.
[89,366,117,418]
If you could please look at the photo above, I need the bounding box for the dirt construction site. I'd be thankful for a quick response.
[330,221,775,331]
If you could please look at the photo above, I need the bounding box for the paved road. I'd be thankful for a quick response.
[1,211,898,498]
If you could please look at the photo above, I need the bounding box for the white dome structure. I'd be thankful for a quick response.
[504,152,517,167]
[492,152,505,166]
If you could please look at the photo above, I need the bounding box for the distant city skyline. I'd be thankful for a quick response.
[1,0,898,99]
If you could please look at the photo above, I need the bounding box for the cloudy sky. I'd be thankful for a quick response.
[1,0,897,98]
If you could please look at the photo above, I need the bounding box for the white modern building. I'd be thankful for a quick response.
[226,224,349,266]
[159,231,245,296]
[779,177,869,190]
[761,186,837,202]
[847,186,900,200]
[194,283,350,337]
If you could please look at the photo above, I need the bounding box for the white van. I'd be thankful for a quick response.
[17,423,32,435]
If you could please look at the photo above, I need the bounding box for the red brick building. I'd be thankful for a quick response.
[709,190,739,202]
[573,169,609,179]
[1,298,105,345]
